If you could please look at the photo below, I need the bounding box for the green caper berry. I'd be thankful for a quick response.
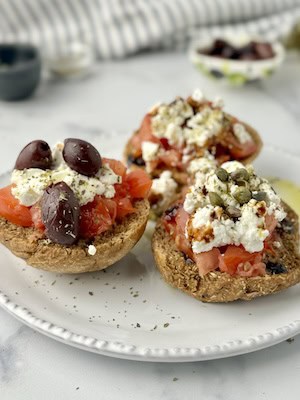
[216,168,229,182]
[208,192,224,207]
[231,168,250,182]
[252,191,267,202]
[226,206,242,218]
[233,187,252,205]
[236,180,247,187]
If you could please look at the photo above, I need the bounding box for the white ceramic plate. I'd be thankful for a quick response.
[0,145,299,362]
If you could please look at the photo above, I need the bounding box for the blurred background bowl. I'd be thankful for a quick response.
[0,44,41,101]
[189,35,285,86]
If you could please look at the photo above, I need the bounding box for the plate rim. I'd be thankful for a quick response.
[0,144,300,362]
[1,290,300,362]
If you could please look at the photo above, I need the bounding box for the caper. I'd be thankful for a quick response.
[233,187,252,205]
[252,191,267,202]
[208,192,224,207]
[216,168,228,182]
[226,206,242,218]
[230,168,249,182]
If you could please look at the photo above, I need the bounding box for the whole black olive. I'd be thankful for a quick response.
[63,138,102,177]
[41,182,80,245]
[15,140,52,170]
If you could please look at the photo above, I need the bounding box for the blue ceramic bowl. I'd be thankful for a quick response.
[0,44,41,101]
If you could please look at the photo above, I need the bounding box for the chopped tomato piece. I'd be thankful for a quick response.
[194,248,221,276]
[115,197,135,219]
[30,204,45,231]
[79,196,113,238]
[220,245,260,275]
[0,185,33,227]
[265,213,277,235]
[130,114,160,156]
[226,133,258,159]
[126,169,152,199]
[101,198,117,221]
[102,158,126,180]
[158,149,182,169]
[236,258,266,277]
[163,204,193,259]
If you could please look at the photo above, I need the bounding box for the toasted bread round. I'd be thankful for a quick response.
[0,199,149,274]
[152,203,300,302]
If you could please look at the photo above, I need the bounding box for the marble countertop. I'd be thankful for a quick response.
[0,51,300,399]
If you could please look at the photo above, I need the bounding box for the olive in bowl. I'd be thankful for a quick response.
[0,44,41,101]
[189,36,285,85]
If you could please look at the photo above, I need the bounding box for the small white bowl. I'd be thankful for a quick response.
[189,36,285,85]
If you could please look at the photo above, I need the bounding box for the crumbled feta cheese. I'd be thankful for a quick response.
[151,171,178,210]
[212,96,224,108]
[273,241,281,248]
[184,107,224,147]
[88,244,97,256]
[188,156,217,175]
[11,169,52,206]
[11,144,120,206]
[141,141,159,162]
[233,123,252,144]
[184,160,286,254]
[149,101,162,114]
[191,88,205,102]
[221,160,244,173]
[151,99,193,147]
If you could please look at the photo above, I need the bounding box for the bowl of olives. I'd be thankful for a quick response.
[189,35,285,85]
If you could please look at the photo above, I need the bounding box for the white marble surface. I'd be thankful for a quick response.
[0,50,300,399]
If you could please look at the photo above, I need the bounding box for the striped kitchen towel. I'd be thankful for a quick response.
[0,0,300,59]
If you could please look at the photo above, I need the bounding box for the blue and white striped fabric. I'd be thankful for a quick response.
[0,0,300,59]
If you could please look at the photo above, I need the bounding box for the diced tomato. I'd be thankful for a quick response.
[126,169,152,199]
[101,198,117,221]
[265,213,277,235]
[30,204,45,231]
[102,158,127,180]
[130,114,160,156]
[165,205,193,259]
[227,134,258,160]
[79,196,113,238]
[220,245,260,275]
[158,149,182,169]
[0,185,33,227]
[194,248,221,276]
[115,197,135,219]
[236,258,266,277]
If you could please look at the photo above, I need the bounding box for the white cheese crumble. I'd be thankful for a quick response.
[191,88,205,102]
[233,123,252,144]
[11,169,52,207]
[187,155,217,175]
[184,107,224,147]
[88,244,97,256]
[141,141,160,172]
[149,91,227,151]
[151,171,178,210]
[183,160,286,254]
[11,142,120,207]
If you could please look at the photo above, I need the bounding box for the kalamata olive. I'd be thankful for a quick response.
[208,192,224,207]
[233,187,252,205]
[216,168,228,182]
[41,182,80,245]
[63,138,101,177]
[15,140,52,170]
